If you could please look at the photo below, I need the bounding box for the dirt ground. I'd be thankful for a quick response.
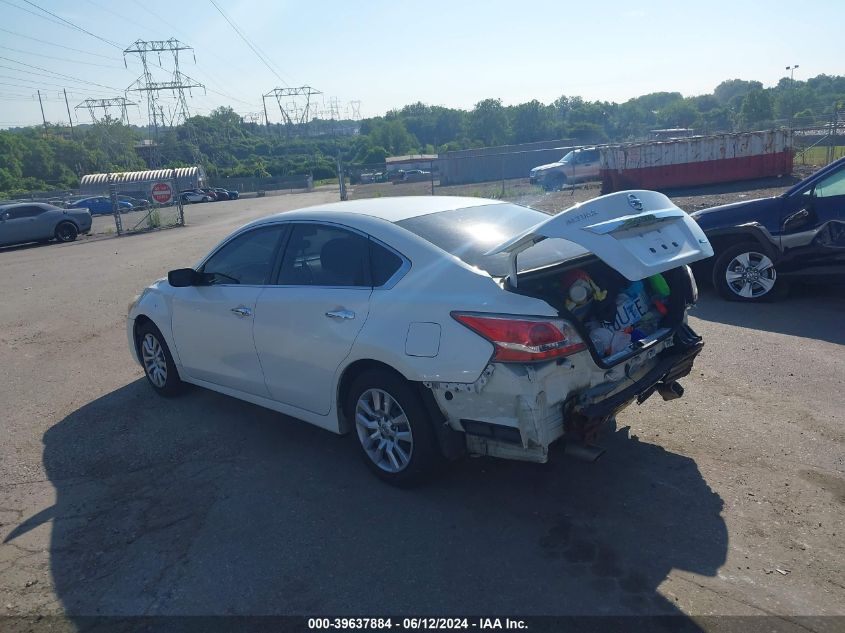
[0,185,843,631]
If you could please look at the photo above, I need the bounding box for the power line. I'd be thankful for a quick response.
[0,74,117,94]
[0,45,126,69]
[0,0,81,32]
[208,0,290,86]
[0,56,121,90]
[0,27,124,60]
[17,0,123,49]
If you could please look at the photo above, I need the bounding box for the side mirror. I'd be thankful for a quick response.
[168,268,198,287]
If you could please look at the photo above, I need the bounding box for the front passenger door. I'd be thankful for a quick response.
[170,225,286,396]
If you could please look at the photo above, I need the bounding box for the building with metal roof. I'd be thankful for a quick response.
[79,166,206,196]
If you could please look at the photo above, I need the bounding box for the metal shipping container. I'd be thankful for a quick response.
[599,130,793,193]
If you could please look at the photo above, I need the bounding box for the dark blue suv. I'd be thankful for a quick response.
[691,157,845,301]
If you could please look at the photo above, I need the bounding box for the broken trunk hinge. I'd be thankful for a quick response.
[507,250,519,288]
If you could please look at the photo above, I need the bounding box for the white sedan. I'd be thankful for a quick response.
[128,193,713,485]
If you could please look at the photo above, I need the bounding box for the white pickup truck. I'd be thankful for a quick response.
[530,147,601,190]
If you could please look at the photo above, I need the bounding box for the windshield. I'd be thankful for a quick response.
[396,203,588,277]
[559,151,574,163]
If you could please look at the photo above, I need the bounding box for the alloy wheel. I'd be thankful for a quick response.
[725,251,777,299]
[355,388,414,473]
[56,223,76,241]
[141,333,168,388]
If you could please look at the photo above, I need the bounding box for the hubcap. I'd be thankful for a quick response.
[141,333,167,388]
[725,251,776,298]
[58,225,73,240]
[355,388,413,473]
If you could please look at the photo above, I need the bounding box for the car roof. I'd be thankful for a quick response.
[0,202,54,209]
[253,196,507,225]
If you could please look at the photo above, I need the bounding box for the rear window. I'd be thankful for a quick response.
[396,203,588,277]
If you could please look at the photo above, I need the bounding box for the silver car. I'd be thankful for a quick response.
[0,203,92,247]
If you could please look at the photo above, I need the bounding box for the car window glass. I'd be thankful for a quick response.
[397,203,586,277]
[201,226,283,285]
[7,206,44,219]
[814,167,845,199]
[369,240,404,287]
[278,224,370,287]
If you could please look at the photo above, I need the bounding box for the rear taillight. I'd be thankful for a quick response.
[452,312,586,363]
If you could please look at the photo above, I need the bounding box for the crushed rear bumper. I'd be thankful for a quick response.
[428,324,703,463]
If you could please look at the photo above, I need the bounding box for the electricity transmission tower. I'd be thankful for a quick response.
[347,100,361,120]
[262,86,322,134]
[75,97,138,125]
[123,39,205,134]
[328,96,341,121]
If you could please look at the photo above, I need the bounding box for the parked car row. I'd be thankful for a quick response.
[67,196,134,215]
[180,188,240,204]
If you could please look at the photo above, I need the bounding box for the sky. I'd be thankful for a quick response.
[0,0,842,129]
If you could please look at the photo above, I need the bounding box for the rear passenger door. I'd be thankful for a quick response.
[253,223,399,416]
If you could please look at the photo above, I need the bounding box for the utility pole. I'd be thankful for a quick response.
[63,89,74,137]
[785,64,800,123]
[37,90,48,133]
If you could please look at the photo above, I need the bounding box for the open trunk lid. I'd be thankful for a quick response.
[486,190,713,283]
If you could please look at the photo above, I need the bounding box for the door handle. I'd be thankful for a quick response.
[230,306,253,318]
[325,309,355,320]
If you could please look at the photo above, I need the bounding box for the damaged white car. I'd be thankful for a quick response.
[127,193,713,485]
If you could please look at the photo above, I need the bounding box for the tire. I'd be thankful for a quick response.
[54,221,78,243]
[712,243,786,302]
[136,322,185,397]
[543,173,566,192]
[347,369,440,487]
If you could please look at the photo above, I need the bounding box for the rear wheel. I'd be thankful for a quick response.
[713,244,785,301]
[54,221,78,243]
[347,370,439,487]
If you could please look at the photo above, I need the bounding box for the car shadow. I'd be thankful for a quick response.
[5,379,726,623]
[692,285,845,346]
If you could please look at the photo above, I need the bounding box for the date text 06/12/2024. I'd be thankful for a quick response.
[307,618,528,630]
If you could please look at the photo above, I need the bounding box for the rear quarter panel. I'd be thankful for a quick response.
[344,237,561,384]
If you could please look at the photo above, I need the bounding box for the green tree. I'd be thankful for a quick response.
[469,98,510,146]
[739,89,774,128]
[510,100,552,143]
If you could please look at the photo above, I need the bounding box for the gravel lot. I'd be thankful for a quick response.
[0,185,843,630]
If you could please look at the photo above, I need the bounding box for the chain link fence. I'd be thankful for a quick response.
[74,170,185,237]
